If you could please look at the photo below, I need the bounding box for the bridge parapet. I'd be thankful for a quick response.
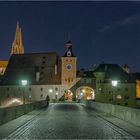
[0,101,45,125]
[84,101,140,127]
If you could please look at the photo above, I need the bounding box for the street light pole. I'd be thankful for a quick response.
[111,80,118,104]
[21,80,28,105]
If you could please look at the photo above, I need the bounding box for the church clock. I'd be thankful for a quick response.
[66,64,72,70]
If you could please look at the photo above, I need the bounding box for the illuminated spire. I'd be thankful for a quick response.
[11,22,24,55]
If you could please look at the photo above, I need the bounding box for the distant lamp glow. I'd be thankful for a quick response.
[56,92,58,95]
[49,89,53,93]
[117,95,122,99]
[21,80,28,86]
[81,92,83,96]
[82,89,85,93]
[111,80,118,87]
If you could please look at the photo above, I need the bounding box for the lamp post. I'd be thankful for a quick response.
[55,92,58,102]
[21,80,28,104]
[111,80,118,104]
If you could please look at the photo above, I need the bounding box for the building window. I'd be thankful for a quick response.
[124,95,129,99]
[71,78,73,82]
[18,87,20,91]
[7,94,10,98]
[41,66,44,69]
[43,56,46,59]
[41,72,44,74]
[42,61,46,64]
[29,87,32,91]
[55,87,58,91]
[99,88,102,91]
[7,87,9,91]
[40,94,43,99]
[65,78,67,82]
[125,103,128,106]
[68,77,70,83]
[125,87,128,91]
[41,88,43,91]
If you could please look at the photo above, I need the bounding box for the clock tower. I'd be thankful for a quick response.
[61,40,77,86]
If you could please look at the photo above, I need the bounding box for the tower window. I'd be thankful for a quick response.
[71,78,73,82]
[65,78,67,82]
[68,77,70,83]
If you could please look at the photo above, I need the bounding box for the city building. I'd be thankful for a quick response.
[0,23,139,108]
[93,64,136,107]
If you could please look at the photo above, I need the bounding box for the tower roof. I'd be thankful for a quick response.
[63,40,75,57]
[11,22,24,55]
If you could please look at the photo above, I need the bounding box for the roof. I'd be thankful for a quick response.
[0,61,8,67]
[77,70,95,78]
[1,52,61,85]
[94,64,135,83]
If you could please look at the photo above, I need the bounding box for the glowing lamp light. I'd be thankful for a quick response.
[81,92,83,96]
[21,80,28,86]
[82,89,85,93]
[56,92,58,95]
[49,89,53,93]
[111,80,118,87]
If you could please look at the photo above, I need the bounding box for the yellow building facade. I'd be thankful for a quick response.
[136,80,140,99]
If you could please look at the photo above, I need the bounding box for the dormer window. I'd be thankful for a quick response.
[67,50,71,57]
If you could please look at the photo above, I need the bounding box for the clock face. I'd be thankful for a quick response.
[66,64,72,70]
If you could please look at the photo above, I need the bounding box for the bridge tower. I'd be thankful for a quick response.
[61,38,77,100]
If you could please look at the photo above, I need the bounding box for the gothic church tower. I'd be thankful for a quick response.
[11,22,24,55]
[61,40,77,86]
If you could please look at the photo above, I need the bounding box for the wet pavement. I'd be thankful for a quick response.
[0,103,139,139]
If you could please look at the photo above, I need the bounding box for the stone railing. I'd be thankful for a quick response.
[83,100,140,127]
[0,101,46,125]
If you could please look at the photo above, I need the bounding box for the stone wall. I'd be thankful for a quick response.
[0,101,45,125]
[85,101,140,127]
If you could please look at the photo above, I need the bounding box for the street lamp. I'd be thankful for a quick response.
[55,92,58,102]
[111,80,118,87]
[21,80,28,104]
[111,80,118,104]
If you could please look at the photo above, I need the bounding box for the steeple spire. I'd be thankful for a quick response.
[11,22,24,55]
[63,33,75,57]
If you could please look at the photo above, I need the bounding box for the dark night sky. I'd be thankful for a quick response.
[0,1,140,72]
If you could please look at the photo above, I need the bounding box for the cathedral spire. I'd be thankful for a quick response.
[11,22,24,55]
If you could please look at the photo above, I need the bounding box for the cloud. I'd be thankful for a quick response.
[98,25,113,32]
[99,13,140,32]
[120,14,140,26]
